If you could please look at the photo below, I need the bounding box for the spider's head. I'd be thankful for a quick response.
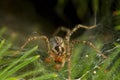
[50,36,65,55]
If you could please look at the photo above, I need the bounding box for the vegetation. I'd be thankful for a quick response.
[0,26,120,80]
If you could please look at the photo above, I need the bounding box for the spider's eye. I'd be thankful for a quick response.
[55,46,60,52]
[55,46,64,55]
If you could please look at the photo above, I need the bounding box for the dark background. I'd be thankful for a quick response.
[0,0,119,39]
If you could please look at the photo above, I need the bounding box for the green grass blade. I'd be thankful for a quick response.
[2,55,40,79]
[33,73,58,80]
[5,77,20,80]
[0,41,12,57]
[17,70,40,78]
[0,40,5,49]
[0,46,38,78]
[17,62,45,79]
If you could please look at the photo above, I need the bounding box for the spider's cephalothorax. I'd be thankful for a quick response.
[50,36,66,56]
[46,36,67,69]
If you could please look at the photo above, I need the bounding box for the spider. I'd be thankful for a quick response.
[16,24,107,80]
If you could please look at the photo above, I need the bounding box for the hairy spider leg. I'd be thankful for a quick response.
[22,36,50,51]
[71,40,108,59]
[68,24,96,38]
[14,35,51,55]
[69,24,107,59]
[53,26,71,37]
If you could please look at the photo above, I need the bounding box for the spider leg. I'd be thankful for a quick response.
[71,40,108,59]
[21,36,50,51]
[69,24,96,37]
[67,55,71,80]
[53,26,71,36]
[14,35,51,55]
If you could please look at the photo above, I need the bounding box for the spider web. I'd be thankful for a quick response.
[68,9,120,80]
